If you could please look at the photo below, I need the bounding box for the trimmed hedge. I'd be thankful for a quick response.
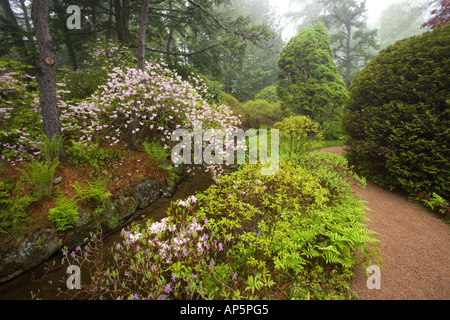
[343,24,450,199]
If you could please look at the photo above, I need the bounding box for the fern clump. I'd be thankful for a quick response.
[0,180,34,235]
[17,160,59,199]
[48,195,79,231]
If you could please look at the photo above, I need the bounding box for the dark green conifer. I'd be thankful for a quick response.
[343,24,450,199]
[277,22,348,124]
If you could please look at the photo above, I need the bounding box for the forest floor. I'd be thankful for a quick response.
[321,146,450,300]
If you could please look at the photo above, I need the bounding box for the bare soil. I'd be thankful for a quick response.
[322,146,450,300]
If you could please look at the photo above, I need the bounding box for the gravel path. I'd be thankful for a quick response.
[322,146,450,300]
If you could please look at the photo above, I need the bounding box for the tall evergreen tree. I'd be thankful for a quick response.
[288,0,379,88]
[378,2,427,49]
[277,22,348,123]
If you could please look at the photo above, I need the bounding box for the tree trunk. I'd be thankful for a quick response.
[19,0,32,34]
[137,0,149,70]
[31,0,64,159]
[114,0,130,45]
[0,0,28,55]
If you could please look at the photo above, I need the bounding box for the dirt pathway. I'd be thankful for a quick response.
[321,146,450,300]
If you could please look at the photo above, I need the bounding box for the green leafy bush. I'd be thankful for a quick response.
[66,142,119,170]
[343,24,450,199]
[142,141,170,169]
[242,99,283,128]
[255,86,279,103]
[72,178,111,216]
[277,22,348,123]
[321,120,343,141]
[39,134,64,163]
[421,192,449,216]
[48,195,79,231]
[221,92,248,127]
[273,115,322,159]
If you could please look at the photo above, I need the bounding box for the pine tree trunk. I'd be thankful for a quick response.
[19,0,32,34]
[31,0,64,159]
[137,0,149,70]
[0,0,28,56]
[114,0,131,45]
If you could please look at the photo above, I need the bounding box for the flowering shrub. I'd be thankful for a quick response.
[56,41,136,101]
[64,214,236,300]
[274,115,322,159]
[60,59,242,178]
[0,60,42,162]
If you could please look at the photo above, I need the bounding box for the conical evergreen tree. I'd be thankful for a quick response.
[277,22,348,124]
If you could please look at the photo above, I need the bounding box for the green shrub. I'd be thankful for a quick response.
[277,22,348,123]
[343,24,450,199]
[221,92,248,127]
[255,86,279,103]
[66,141,119,170]
[17,160,59,199]
[421,192,449,216]
[48,195,79,231]
[321,120,343,141]
[39,134,64,163]
[242,99,283,128]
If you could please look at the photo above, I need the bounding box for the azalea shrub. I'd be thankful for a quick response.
[1,42,243,179]
[62,154,379,300]
[0,60,42,162]
[62,59,242,178]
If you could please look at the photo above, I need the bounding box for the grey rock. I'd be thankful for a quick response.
[53,176,63,185]
[135,178,160,209]
[108,196,138,222]
[0,228,60,283]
